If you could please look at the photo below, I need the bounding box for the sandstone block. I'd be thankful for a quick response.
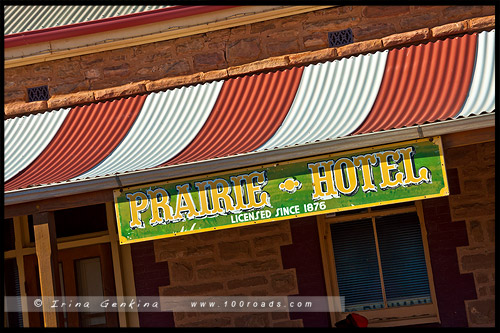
[4,100,48,118]
[253,233,291,249]
[145,73,204,93]
[234,313,270,327]
[400,13,440,31]
[270,270,298,294]
[47,91,95,110]
[227,276,268,290]
[159,282,224,296]
[442,6,483,22]
[460,251,495,273]
[287,48,337,67]
[336,39,383,58]
[227,56,290,77]
[466,298,495,327]
[431,21,468,38]
[382,28,430,48]
[226,37,261,66]
[352,23,396,41]
[93,82,147,101]
[218,240,251,261]
[362,6,410,18]
[467,15,495,31]
[193,51,226,72]
[169,262,194,283]
[202,69,229,82]
[197,259,281,280]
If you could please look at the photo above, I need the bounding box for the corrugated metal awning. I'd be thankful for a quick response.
[4,30,495,194]
[4,5,171,35]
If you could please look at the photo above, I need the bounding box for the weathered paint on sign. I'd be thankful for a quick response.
[114,137,448,244]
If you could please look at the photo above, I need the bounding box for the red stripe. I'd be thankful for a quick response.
[5,6,235,48]
[162,67,304,166]
[4,95,146,191]
[353,33,477,135]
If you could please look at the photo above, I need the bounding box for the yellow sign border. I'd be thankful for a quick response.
[114,136,449,244]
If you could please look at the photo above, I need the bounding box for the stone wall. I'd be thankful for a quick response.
[444,141,495,327]
[152,220,303,327]
[4,6,495,116]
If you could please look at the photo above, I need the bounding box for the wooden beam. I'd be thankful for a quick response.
[32,212,62,327]
[105,202,128,327]
[13,216,31,327]
[4,189,113,219]
[442,126,495,149]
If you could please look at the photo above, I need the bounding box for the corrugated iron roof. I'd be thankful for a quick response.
[257,50,388,151]
[4,30,495,192]
[4,108,70,182]
[5,95,146,191]
[4,5,171,35]
[75,81,224,179]
[162,67,304,167]
[352,33,477,135]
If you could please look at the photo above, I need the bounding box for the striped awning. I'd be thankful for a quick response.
[4,30,495,192]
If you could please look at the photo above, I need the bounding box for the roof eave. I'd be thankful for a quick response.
[4,6,236,48]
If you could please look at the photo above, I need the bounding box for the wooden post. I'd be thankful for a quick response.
[33,212,62,327]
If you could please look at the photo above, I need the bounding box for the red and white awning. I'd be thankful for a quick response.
[4,30,495,192]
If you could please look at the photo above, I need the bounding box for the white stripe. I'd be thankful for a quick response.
[72,81,224,180]
[256,50,388,151]
[4,108,71,182]
[456,29,495,117]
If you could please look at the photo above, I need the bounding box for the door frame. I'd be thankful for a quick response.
[4,202,139,327]
[23,243,118,327]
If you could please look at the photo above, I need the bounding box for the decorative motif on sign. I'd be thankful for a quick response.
[279,178,302,194]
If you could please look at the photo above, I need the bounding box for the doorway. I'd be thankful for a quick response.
[24,243,119,327]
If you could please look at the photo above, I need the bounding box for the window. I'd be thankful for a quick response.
[318,202,439,327]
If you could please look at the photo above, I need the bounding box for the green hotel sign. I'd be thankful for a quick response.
[114,137,449,244]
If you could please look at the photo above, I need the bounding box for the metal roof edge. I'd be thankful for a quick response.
[4,113,495,207]
[4,6,235,48]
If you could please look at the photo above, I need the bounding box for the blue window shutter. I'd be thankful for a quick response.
[330,219,384,312]
[375,212,432,307]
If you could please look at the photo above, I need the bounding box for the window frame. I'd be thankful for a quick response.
[317,201,440,327]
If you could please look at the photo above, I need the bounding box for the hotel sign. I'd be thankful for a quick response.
[114,137,448,244]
